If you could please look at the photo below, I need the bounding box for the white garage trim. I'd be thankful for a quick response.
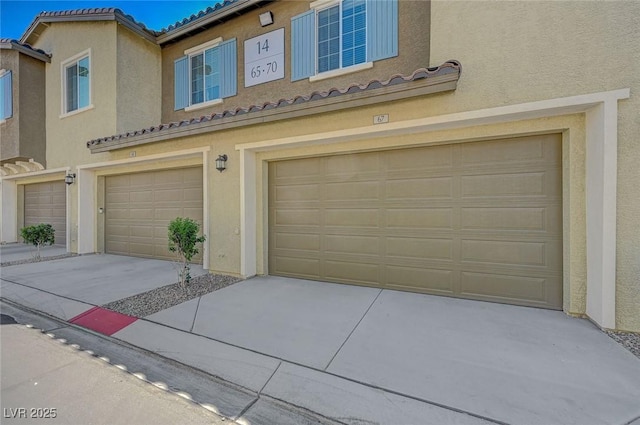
[0,167,71,250]
[237,88,630,330]
[76,147,210,269]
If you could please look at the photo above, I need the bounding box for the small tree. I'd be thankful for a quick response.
[168,217,206,289]
[20,223,55,260]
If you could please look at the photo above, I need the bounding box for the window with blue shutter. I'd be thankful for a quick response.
[174,38,237,110]
[291,0,398,80]
[0,71,12,120]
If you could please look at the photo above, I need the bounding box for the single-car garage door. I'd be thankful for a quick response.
[24,181,67,247]
[269,134,563,309]
[105,167,203,262]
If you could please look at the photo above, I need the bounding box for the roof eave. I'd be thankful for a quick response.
[0,42,51,62]
[20,12,157,45]
[156,0,263,45]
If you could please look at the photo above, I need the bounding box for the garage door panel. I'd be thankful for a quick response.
[386,177,453,200]
[324,235,379,255]
[461,207,547,231]
[386,208,453,229]
[275,184,320,202]
[325,152,379,175]
[269,134,563,309]
[24,181,66,247]
[325,209,379,227]
[324,260,380,285]
[325,182,379,201]
[386,266,454,293]
[386,237,453,260]
[387,144,453,170]
[275,209,320,226]
[276,233,321,251]
[460,272,556,307]
[272,256,320,277]
[106,167,203,262]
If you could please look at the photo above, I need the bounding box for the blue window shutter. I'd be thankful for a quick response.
[219,38,237,99]
[174,56,189,110]
[367,0,398,62]
[1,71,12,119]
[291,10,315,81]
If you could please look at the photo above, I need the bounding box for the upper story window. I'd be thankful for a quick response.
[317,0,366,73]
[291,0,398,82]
[0,70,12,121]
[61,50,91,115]
[174,38,237,112]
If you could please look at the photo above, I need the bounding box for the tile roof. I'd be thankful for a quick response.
[34,7,161,35]
[0,39,51,61]
[162,0,239,32]
[87,60,462,149]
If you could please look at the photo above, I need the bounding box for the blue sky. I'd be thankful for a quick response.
[0,1,222,40]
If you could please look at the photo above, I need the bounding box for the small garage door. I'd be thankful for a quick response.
[105,167,203,262]
[24,181,67,247]
[269,134,563,309]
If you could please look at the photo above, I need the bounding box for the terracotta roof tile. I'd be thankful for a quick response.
[87,61,462,149]
[161,0,239,32]
[0,39,51,57]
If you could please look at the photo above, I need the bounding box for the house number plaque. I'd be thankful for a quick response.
[244,28,285,87]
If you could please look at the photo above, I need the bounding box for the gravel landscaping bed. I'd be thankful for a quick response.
[605,330,640,360]
[102,273,241,318]
[1,253,78,267]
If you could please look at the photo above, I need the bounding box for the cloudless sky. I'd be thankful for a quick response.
[0,1,223,40]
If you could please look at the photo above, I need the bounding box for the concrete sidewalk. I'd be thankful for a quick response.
[2,255,640,425]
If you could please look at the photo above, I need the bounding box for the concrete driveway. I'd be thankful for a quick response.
[0,243,68,263]
[133,276,640,425]
[2,252,639,424]
[0,253,205,320]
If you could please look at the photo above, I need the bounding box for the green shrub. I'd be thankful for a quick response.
[20,223,55,260]
[168,217,206,288]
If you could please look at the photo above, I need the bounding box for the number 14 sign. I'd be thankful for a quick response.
[244,28,285,87]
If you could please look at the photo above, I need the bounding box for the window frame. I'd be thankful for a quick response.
[60,49,93,118]
[310,0,372,81]
[184,37,224,112]
[0,69,12,122]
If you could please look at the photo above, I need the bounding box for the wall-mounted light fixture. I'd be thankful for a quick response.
[64,173,76,185]
[259,11,273,27]
[216,154,228,172]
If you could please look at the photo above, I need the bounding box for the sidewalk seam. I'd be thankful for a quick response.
[259,361,282,394]
[323,288,383,371]
[189,296,202,333]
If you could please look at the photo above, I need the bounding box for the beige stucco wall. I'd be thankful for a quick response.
[0,50,20,160]
[18,54,46,164]
[425,1,640,332]
[116,25,162,134]
[160,0,431,123]
[34,21,118,169]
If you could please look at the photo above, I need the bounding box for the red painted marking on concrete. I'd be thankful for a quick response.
[69,307,137,336]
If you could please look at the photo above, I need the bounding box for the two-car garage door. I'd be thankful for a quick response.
[105,167,203,262]
[269,134,563,309]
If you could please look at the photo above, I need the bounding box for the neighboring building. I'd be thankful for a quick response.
[0,0,638,333]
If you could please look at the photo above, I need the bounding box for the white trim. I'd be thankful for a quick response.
[184,37,223,56]
[202,150,210,270]
[77,147,210,170]
[0,166,70,181]
[310,0,338,10]
[236,88,630,329]
[185,98,223,113]
[59,104,94,119]
[310,61,373,82]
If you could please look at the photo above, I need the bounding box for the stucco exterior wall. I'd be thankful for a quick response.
[116,25,162,134]
[160,0,431,123]
[34,21,119,170]
[426,1,640,332]
[18,54,46,164]
[0,50,20,160]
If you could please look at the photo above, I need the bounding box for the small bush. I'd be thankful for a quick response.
[20,223,55,260]
[168,217,206,289]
